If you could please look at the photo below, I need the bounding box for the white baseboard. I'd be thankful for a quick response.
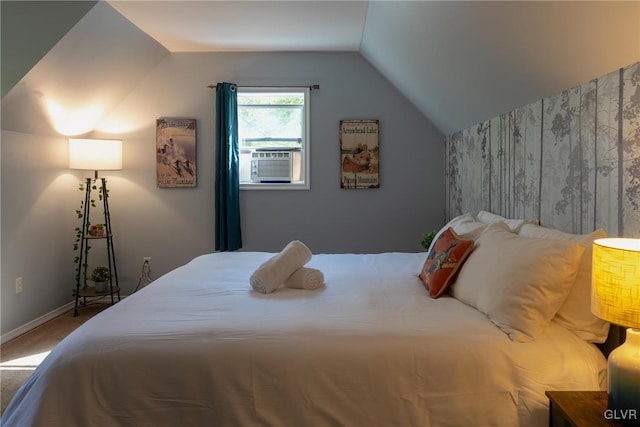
[1,295,129,345]
[0,301,76,345]
[1,292,132,346]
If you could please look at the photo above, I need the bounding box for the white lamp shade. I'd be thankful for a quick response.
[69,138,123,171]
[591,238,640,328]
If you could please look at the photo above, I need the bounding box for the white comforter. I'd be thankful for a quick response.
[2,252,606,427]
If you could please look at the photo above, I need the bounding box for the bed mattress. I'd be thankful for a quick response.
[2,252,606,426]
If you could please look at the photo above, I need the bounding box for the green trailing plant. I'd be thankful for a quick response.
[420,230,437,250]
[73,178,110,293]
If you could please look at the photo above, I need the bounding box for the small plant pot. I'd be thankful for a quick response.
[94,281,108,293]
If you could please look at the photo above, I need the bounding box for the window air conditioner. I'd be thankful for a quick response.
[250,151,293,183]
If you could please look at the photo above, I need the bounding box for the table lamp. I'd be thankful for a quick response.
[592,238,640,425]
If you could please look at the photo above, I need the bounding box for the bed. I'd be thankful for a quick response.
[1,214,610,427]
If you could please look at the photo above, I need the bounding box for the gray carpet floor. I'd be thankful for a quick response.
[1,303,109,415]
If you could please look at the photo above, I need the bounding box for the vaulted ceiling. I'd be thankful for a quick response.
[2,1,639,135]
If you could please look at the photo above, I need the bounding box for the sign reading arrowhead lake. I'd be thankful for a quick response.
[340,119,380,189]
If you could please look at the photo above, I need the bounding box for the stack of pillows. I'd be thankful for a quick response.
[419,211,610,343]
[250,240,325,294]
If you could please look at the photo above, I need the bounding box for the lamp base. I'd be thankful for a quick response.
[608,328,640,426]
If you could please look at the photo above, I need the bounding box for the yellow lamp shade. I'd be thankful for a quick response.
[591,238,640,328]
[69,138,123,171]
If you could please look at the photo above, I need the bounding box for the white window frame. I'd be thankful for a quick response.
[238,87,311,190]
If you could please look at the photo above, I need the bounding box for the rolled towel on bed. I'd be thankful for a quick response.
[285,267,325,290]
[250,240,313,293]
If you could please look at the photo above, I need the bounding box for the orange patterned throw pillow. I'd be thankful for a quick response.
[419,228,475,298]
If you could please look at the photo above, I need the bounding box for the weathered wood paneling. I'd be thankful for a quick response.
[446,63,640,237]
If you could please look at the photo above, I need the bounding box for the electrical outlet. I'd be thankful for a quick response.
[15,277,23,294]
[143,257,151,268]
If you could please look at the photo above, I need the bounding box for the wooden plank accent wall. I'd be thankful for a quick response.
[445,62,640,237]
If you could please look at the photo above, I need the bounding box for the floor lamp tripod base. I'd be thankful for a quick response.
[73,174,121,316]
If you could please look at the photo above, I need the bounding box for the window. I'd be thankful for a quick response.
[237,87,310,190]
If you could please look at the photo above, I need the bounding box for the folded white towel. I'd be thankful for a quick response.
[285,267,325,290]
[250,240,313,293]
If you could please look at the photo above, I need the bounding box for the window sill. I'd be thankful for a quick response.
[240,182,309,190]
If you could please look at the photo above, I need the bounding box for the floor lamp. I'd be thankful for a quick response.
[69,138,123,316]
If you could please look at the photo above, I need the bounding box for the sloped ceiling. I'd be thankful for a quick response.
[108,0,640,134]
[1,2,168,136]
[2,1,640,135]
[0,1,97,98]
[361,1,640,134]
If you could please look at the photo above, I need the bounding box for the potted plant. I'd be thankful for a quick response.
[96,224,105,237]
[420,230,437,251]
[91,265,110,293]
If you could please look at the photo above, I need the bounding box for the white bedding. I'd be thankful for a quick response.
[2,252,606,427]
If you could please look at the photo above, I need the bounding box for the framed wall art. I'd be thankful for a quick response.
[340,119,380,189]
[156,118,197,188]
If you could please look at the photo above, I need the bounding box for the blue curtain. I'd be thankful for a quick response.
[215,82,242,251]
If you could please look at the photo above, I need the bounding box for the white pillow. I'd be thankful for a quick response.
[451,223,585,342]
[476,210,538,232]
[518,224,610,343]
[427,213,504,255]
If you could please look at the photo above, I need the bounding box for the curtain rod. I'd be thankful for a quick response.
[207,84,320,90]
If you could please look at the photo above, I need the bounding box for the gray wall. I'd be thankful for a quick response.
[1,131,81,334]
[1,49,444,335]
[1,1,168,336]
[100,50,445,258]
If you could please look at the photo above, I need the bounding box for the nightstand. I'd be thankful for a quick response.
[546,391,629,427]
